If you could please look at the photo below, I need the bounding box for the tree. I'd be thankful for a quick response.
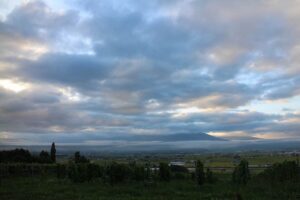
[195,160,205,185]
[50,142,56,163]
[39,150,52,163]
[259,160,299,183]
[145,162,151,180]
[159,162,171,181]
[232,159,250,185]
[132,164,145,181]
[74,151,80,163]
[170,165,189,180]
[107,162,130,185]
[74,151,89,163]
[0,149,35,163]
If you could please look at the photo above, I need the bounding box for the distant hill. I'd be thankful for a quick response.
[221,136,260,141]
[124,132,226,142]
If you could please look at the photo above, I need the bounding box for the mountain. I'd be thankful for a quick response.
[221,136,260,141]
[120,132,226,142]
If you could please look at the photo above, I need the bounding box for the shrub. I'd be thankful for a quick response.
[131,164,145,181]
[39,151,52,164]
[87,163,103,181]
[74,152,89,164]
[205,168,216,184]
[159,162,171,182]
[107,162,130,185]
[56,164,66,179]
[0,149,35,163]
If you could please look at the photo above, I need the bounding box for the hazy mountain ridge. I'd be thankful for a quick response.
[117,132,226,142]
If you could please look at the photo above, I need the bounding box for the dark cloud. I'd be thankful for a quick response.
[6,1,79,40]
[19,53,109,90]
[0,0,300,145]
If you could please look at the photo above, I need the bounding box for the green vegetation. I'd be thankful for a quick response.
[74,151,90,164]
[50,142,56,163]
[0,147,56,164]
[159,162,171,182]
[1,148,300,199]
[1,170,300,200]
[232,160,250,185]
[195,160,205,185]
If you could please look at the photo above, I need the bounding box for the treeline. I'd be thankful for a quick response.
[0,149,214,185]
[0,159,213,185]
[1,147,299,187]
[2,157,298,186]
[0,143,56,164]
[257,160,300,183]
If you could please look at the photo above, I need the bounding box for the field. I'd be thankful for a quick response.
[90,152,299,173]
[1,174,300,200]
[1,153,300,200]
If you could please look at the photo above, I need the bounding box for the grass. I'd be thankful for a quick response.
[0,177,234,200]
[91,154,299,169]
[1,174,300,200]
[1,154,299,199]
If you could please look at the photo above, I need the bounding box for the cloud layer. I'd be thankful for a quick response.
[0,0,300,146]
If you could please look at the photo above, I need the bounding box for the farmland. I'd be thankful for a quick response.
[1,151,300,200]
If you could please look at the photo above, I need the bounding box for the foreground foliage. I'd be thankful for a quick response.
[1,174,300,200]
[0,150,299,199]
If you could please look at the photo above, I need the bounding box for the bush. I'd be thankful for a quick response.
[131,164,145,181]
[0,149,35,163]
[107,162,130,185]
[159,162,171,182]
[205,168,216,184]
[74,152,89,164]
[39,151,52,164]
[56,164,67,179]
[87,163,103,181]
[68,163,88,183]
[170,165,189,180]
[173,172,188,180]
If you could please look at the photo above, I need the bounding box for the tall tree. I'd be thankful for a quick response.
[195,160,205,185]
[50,142,56,163]
[232,159,250,185]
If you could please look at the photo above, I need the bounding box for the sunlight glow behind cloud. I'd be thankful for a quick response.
[0,79,30,93]
[0,0,300,146]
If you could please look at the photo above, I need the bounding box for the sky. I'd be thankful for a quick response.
[0,0,300,147]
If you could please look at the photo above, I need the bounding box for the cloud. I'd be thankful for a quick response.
[0,0,300,145]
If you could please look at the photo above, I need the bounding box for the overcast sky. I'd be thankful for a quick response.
[0,0,300,146]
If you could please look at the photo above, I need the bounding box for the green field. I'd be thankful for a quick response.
[1,153,299,200]
[1,174,300,200]
[91,153,299,170]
